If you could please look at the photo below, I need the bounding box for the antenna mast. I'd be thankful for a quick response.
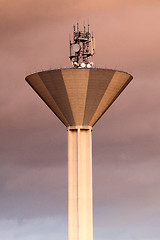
[69,22,95,68]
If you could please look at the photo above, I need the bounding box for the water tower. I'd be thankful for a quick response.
[25,23,133,240]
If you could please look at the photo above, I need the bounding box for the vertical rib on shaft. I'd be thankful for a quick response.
[68,128,93,240]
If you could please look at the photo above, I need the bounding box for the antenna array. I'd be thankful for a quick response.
[69,23,95,68]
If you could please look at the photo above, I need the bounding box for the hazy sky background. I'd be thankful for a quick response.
[0,0,160,239]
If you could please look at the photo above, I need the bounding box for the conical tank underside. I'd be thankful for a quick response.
[26,69,133,127]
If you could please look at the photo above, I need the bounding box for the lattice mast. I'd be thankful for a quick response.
[69,23,95,68]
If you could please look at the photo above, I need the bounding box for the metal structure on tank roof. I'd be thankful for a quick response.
[69,23,95,68]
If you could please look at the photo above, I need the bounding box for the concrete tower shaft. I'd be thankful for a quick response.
[26,68,133,240]
[68,128,93,240]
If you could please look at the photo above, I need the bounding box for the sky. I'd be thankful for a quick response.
[0,0,160,239]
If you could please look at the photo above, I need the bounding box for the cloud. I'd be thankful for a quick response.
[0,217,67,240]
[0,164,67,219]
[0,1,160,239]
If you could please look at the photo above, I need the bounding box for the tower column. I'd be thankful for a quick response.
[68,127,93,240]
